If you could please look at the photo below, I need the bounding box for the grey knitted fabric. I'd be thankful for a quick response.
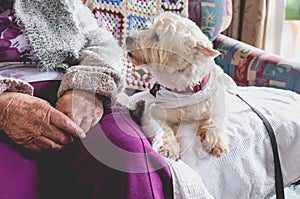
[3,0,126,103]
[14,0,86,71]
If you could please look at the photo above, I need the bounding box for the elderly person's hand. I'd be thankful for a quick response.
[0,92,85,152]
[56,90,104,134]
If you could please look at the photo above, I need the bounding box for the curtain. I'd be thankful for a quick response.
[222,0,269,49]
[279,20,300,62]
[265,0,300,62]
[264,0,286,55]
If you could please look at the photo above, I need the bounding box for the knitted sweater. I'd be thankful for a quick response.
[0,0,125,103]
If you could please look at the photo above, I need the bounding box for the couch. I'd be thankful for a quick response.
[86,0,300,197]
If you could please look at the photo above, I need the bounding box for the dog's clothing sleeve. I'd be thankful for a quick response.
[0,77,33,96]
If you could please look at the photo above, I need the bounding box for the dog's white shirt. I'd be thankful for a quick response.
[129,71,216,109]
[129,67,233,152]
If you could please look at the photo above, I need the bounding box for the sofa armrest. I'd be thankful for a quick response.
[213,34,300,94]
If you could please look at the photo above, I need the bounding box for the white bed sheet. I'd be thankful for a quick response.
[167,86,300,199]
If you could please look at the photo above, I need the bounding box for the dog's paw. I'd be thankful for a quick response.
[208,138,228,157]
[158,142,181,161]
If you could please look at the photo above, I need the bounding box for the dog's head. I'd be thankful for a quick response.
[126,12,220,91]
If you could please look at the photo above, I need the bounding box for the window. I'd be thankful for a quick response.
[280,0,300,62]
[285,0,300,20]
[265,0,300,62]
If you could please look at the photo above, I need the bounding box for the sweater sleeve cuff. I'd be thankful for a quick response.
[57,65,125,104]
[0,77,33,95]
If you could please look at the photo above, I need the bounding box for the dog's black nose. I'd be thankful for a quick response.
[126,37,134,45]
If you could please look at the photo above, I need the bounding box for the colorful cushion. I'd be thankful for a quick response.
[214,34,300,94]
[188,0,232,40]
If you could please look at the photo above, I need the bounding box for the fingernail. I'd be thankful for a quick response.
[80,133,86,139]
[61,136,72,144]
[53,144,64,150]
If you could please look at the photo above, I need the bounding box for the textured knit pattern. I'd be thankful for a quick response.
[14,0,86,71]
[11,0,126,103]
[86,0,232,90]
[87,0,189,47]
[86,0,189,90]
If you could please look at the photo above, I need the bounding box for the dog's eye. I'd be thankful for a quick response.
[126,37,134,45]
[127,52,134,58]
[177,68,185,72]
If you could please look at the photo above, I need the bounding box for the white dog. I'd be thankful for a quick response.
[125,12,229,160]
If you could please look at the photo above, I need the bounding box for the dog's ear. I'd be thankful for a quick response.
[184,38,220,58]
[194,41,220,57]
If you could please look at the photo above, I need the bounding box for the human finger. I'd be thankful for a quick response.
[91,117,101,130]
[42,124,73,145]
[33,136,65,151]
[72,115,83,129]
[50,108,86,138]
[80,117,94,134]
[23,143,43,153]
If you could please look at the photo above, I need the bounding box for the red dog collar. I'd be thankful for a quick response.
[150,73,210,97]
[192,73,210,92]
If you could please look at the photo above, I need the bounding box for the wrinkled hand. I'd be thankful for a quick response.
[56,90,104,134]
[0,92,85,152]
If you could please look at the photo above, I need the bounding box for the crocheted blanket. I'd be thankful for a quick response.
[86,0,189,90]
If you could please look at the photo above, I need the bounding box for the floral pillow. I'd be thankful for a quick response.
[0,16,36,63]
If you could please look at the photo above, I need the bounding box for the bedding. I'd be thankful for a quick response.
[163,83,300,199]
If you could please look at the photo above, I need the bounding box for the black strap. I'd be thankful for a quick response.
[236,94,285,199]
[150,82,161,97]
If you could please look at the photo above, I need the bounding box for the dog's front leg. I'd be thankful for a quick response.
[197,117,227,157]
[140,105,181,160]
[197,98,228,157]
[157,121,181,160]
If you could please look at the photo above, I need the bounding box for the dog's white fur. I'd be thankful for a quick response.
[125,12,228,160]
